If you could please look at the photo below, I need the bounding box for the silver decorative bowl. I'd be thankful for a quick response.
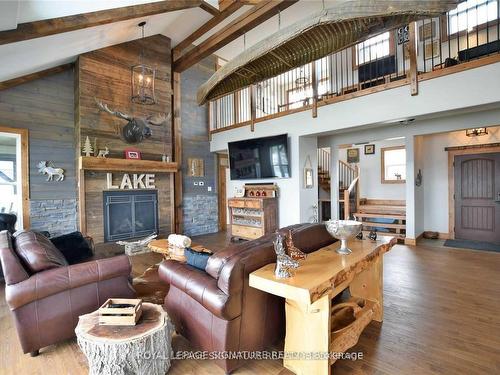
[325,220,363,255]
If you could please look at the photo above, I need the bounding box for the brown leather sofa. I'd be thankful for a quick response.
[159,223,336,373]
[0,230,136,356]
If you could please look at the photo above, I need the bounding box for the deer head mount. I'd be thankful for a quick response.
[95,98,171,144]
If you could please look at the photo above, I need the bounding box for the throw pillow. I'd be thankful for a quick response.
[50,232,94,265]
[14,231,68,273]
[185,247,212,271]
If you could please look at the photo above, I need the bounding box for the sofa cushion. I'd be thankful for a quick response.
[50,231,94,265]
[13,231,68,273]
[0,230,29,285]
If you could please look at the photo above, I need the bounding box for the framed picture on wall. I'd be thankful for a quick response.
[347,148,360,163]
[364,144,375,155]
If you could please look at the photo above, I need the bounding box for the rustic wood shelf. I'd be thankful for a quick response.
[79,156,178,173]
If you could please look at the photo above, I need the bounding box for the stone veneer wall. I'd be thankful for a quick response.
[30,199,78,236]
[181,56,219,237]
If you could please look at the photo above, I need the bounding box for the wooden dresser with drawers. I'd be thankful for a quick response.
[228,197,278,241]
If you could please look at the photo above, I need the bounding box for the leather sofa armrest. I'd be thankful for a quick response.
[5,255,132,310]
[159,260,241,320]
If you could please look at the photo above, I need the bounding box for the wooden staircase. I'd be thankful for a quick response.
[354,199,406,241]
[318,148,331,192]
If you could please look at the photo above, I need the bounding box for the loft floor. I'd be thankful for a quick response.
[1,232,499,375]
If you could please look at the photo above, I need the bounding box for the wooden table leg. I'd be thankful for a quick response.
[284,294,331,375]
[349,255,384,322]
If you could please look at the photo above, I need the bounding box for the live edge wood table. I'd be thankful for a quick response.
[75,303,174,375]
[249,236,397,375]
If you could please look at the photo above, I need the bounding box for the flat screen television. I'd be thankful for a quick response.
[228,134,290,180]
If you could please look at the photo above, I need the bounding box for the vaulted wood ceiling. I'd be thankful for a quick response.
[0,0,372,87]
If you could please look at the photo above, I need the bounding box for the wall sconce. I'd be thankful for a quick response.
[131,21,156,105]
[465,127,488,137]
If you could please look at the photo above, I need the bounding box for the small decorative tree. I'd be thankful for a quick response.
[82,136,94,157]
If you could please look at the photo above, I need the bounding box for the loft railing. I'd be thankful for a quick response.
[209,0,500,133]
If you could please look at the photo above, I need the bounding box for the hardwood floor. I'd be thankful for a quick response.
[1,234,500,375]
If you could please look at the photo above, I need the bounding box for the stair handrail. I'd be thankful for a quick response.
[344,176,360,220]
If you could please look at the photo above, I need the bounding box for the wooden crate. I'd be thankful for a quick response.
[98,298,143,326]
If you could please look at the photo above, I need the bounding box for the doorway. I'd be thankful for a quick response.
[217,153,229,231]
[454,152,500,243]
[0,127,29,229]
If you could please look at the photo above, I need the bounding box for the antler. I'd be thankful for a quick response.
[147,112,171,126]
[94,98,132,121]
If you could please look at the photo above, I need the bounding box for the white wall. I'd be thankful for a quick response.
[422,126,500,233]
[298,136,318,223]
[338,138,406,200]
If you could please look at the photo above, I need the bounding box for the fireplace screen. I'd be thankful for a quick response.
[103,190,158,242]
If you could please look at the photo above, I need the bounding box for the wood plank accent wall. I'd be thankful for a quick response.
[0,70,76,200]
[76,35,173,242]
[76,34,172,159]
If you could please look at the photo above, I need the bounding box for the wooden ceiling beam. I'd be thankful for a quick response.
[0,0,202,46]
[0,63,74,91]
[174,0,298,73]
[173,1,244,60]
[200,1,220,16]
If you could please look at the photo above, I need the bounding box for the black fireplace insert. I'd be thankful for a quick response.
[103,190,158,242]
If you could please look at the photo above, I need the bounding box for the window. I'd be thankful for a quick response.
[381,146,406,183]
[356,32,391,65]
[448,0,498,35]
[0,129,29,229]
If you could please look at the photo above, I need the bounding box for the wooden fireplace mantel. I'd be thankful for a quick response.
[79,156,179,173]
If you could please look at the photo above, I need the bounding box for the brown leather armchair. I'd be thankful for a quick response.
[159,223,336,373]
[0,230,136,356]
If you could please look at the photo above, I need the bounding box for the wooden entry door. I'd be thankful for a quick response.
[454,153,500,243]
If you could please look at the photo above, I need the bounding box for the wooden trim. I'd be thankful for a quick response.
[408,22,418,96]
[79,157,178,173]
[0,63,73,91]
[173,0,298,72]
[173,71,183,234]
[445,142,500,151]
[311,62,318,118]
[446,143,500,240]
[0,126,30,229]
[0,1,201,46]
[199,0,220,16]
[217,154,229,231]
[418,53,500,82]
[78,169,86,235]
[173,2,243,60]
[381,146,406,184]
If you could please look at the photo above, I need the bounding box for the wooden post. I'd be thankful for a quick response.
[250,84,256,131]
[408,22,419,96]
[173,71,183,234]
[311,62,318,118]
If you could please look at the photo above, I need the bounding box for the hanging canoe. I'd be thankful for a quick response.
[197,0,459,105]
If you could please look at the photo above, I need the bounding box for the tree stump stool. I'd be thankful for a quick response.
[75,303,173,375]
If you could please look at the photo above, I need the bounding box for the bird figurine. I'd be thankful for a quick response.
[356,231,363,240]
[274,233,299,279]
[368,230,377,241]
[285,230,307,260]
